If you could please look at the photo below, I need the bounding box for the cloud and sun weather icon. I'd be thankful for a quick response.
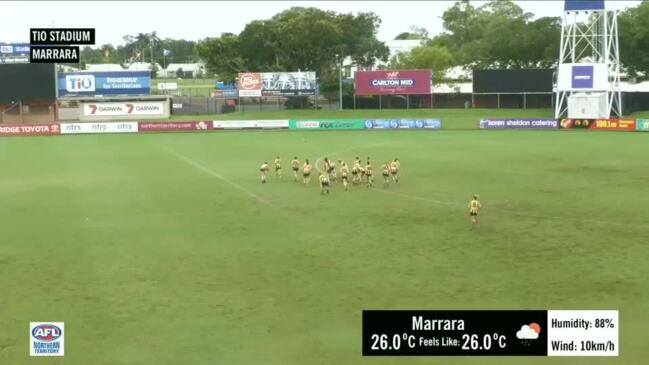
[516,322,541,346]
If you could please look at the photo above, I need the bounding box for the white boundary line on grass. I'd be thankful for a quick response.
[167,149,276,209]
[378,186,649,230]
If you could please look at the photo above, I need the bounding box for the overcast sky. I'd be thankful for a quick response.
[1,1,642,46]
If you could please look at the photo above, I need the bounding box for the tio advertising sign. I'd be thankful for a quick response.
[58,71,151,96]
[354,70,432,95]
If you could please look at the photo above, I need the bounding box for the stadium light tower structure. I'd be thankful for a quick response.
[554,0,622,119]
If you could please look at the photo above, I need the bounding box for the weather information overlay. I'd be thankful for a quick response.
[362,310,618,356]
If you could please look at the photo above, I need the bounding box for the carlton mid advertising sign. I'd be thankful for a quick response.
[354,70,431,95]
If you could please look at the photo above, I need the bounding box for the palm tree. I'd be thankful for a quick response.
[135,33,150,62]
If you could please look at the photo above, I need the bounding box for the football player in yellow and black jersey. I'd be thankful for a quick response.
[352,159,362,185]
[328,159,337,181]
[365,160,373,188]
[468,195,482,227]
[274,156,282,177]
[323,157,330,170]
[323,157,335,181]
[319,172,330,195]
[303,159,313,186]
[260,161,269,184]
[291,157,300,181]
[381,162,390,187]
[390,158,400,183]
[339,162,349,191]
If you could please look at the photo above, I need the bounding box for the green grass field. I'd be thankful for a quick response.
[1,110,648,364]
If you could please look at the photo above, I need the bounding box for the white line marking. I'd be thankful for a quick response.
[375,189,459,207]
[167,149,275,209]
[377,189,649,230]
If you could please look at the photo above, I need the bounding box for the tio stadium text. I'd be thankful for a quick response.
[31,29,93,43]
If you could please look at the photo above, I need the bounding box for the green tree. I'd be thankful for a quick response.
[198,7,388,84]
[336,11,390,69]
[618,1,649,79]
[196,34,245,82]
[395,26,429,40]
[389,45,453,81]
[237,20,283,71]
[433,0,560,69]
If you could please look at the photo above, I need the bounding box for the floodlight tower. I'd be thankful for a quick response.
[554,0,622,119]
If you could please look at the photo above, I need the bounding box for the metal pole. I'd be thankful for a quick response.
[338,59,343,110]
[523,93,527,109]
[497,93,500,109]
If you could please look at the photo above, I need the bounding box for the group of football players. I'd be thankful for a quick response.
[259,156,401,194]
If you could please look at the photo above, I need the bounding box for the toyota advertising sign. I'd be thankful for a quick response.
[354,70,431,95]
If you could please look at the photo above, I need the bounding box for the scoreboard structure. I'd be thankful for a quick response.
[554,0,622,119]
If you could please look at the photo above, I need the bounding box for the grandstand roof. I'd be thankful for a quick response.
[164,63,205,72]
[126,62,161,71]
[86,63,124,72]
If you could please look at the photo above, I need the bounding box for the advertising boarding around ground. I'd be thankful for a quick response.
[560,118,636,131]
[0,123,60,136]
[139,121,210,132]
[60,122,138,134]
[364,119,442,129]
[213,120,288,129]
[288,119,441,130]
[2,116,648,138]
[480,119,558,129]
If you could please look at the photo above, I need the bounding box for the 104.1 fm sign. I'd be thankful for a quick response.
[560,118,636,131]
